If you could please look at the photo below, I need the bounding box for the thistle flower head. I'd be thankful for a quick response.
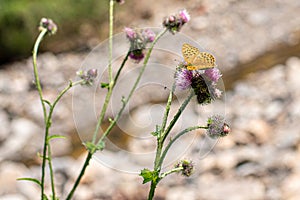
[174,63,223,104]
[142,29,156,42]
[124,28,156,63]
[206,115,230,138]
[39,18,57,35]
[129,51,145,63]
[175,68,193,90]
[77,68,98,86]
[124,27,136,41]
[204,68,222,83]
[175,159,194,177]
[163,9,190,34]
[179,9,190,23]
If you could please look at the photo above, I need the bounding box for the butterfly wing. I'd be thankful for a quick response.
[182,43,200,64]
[191,52,216,70]
[182,43,216,70]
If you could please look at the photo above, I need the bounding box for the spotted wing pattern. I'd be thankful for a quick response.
[182,43,216,70]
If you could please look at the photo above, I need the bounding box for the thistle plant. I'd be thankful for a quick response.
[18,1,230,199]
[140,44,230,199]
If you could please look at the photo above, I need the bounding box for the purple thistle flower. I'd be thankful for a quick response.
[163,9,190,34]
[179,9,190,23]
[142,29,156,42]
[204,68,222,83]
[175,68,193,90]
[206,115,230,138]
[129,51,145,63]
[125,28,155,63]
[124,27,136,41]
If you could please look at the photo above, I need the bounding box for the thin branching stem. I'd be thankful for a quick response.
[91,0,115,144]
[97,29,167,144]
[32,29,49,199]
[159,126,207,167]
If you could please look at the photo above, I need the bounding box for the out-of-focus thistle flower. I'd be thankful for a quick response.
[124,27,156,63]
[77,69,98,86]
[115,0,125,4]
[175,63,223,104]
[175,159,194,177]
[163,9,190,34]
[39,18,57,35]
[206,115,230,138]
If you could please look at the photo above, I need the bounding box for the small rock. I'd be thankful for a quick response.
[0,194,27,200]
[0,162,27,194]
[281,173,300,200]
[166,187,196,200]
[191,16,208,30]
[0,118,41,161]
[0,111,10,141]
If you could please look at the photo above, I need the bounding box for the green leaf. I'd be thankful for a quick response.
[43,194,49,200]
[84,141,105,153]
[139,168,157,184]
[47,134,66,142]
[101,82,109,88]
[17,177,41,187]
[151,125,161,136]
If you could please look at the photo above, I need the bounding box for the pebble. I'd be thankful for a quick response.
[0,111,10,141]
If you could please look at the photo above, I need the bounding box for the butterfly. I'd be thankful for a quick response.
[182,43,216,70]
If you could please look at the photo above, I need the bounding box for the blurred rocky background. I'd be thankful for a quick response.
[1,0,300,199]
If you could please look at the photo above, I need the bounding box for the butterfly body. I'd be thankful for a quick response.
[182,43,216,70]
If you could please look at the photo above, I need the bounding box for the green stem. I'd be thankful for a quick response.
[160,81,176,135]
[65,152,93,200]
[160,167,183,179]
[91,0,115,144]
[148,181,157,200]
[161,90,194,144]
[96,29,167,145]
[159,126,207,167]
[147,90,194,200]
[32,29,49,200]
[91,51,129,144]
[47,144,55,199]
[33,29,48,124]
[66,28,167,200]
[108,0,114,83]
[46,80,83,199]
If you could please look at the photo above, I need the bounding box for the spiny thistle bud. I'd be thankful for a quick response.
[39,18,57,35]
[175,159,194,177]
[77,68,98,86]
[163,9,190,34]
[124,27,156,63]
[206,115,230,138]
